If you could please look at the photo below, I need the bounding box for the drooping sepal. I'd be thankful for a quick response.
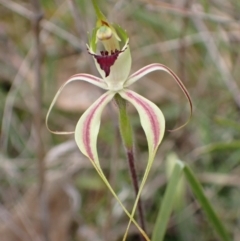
[119,89,165,153]
[119,90,165,240]
[124,63,192,131]
[74,90,151,241]
[75,91,114,164]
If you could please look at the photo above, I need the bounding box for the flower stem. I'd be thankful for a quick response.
[115,94,133,149]
[114,94,146,238]
[126,149,146,232]
[31,1,49,241]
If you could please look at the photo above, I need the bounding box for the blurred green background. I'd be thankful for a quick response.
[0,0,240,240]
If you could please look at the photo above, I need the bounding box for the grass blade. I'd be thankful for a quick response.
[184,165,231,241]
[152,161,184,241]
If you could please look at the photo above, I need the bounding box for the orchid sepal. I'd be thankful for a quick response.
[74,89,151,240]
[92,161,151,241]
[119,90,165,153]
[74,91,114,164]
[119,90,165,240]
[46,73,108,135]
[124,63,193,131]
[47,2,193,240]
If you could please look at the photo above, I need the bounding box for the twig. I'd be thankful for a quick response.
[41,20,81,50]
[67,0,86,45]
[66,0,98,76]
[177,0,193,82]
[197,172,240,187]
[0,205,31,241]
[30,1,49,241]
[0,0,33,18]
[133,30,240,59]
[191,4,240,109]
[139,0,240,25]
[1,0,82,152]
[31,0,44,192]
[0,49,34,151]
[0,0,82,51]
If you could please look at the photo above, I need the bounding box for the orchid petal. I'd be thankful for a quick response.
[119,90,165,240]
[74,90,150,241]
[74,91,114,164]
[46,73,108,135]
[124,63,192,131]
[119,90,165,153]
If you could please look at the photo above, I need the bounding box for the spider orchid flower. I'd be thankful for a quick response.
[46,2,192,240]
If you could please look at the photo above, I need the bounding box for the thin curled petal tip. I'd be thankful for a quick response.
[45,74,108,135]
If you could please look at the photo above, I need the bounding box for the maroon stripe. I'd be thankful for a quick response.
[82,94,108,160]
[126,91,160,149]
[70,73,102,82]
[131,63,192,118]
[130,65,152,79]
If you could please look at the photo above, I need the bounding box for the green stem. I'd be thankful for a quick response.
[114,94,146,238]
[115,94,133,149]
